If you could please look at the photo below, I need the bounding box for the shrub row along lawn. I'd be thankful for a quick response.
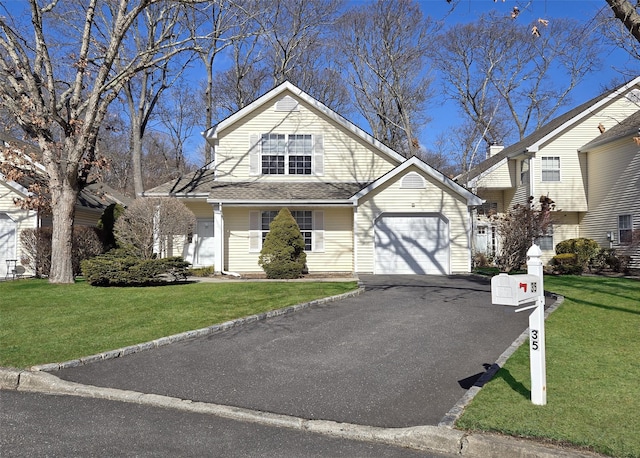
[0,279,358,369]
[457,275,640,458]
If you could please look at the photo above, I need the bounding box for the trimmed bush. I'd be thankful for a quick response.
[188,266,215,277]
[592,248,631,274]
[555,238,600,272]
[81,250,190,286]
[550,253,582,275]
[258,208,307,279]
[21,226,104,277]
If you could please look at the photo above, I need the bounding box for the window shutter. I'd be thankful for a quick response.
[249,211,260,252]
[249,134,260,176]
[313,211,324,252]
[313,134,324,176]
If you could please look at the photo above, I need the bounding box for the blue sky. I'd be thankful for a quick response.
[3,0,638,163]
[410,0,639,151]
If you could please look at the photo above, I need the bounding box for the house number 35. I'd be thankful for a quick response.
[531,329,539,351]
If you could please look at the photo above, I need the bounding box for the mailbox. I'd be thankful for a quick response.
[491,273,540,306]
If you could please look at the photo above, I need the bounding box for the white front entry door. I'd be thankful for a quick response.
[375,214,450,275]
[194,220,215,267]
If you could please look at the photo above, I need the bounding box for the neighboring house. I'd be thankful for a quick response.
[0,136,129,278]
[145,82,483,275]
[457,77,640,268]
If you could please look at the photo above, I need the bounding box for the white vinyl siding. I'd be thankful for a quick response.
[541,157,561,182]
[618,214,633,245]
[0,184,36,277]
[254,210,319,252]
[535,90,640,212]
[356,167,471,274]
[475,160,515,189]
[215,95,396,182]
[580,137,639,262]
[226,207,351,273]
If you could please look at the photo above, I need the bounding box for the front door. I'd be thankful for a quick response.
[194,220,215,267]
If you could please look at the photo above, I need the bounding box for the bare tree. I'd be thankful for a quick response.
[0,0,200,283]
[431,13,601,148]
[599,1,640,68]
[188,0,262,164]
[156,80,200,171]
[117,2,196,197]
[495,196,556,272]
[333,0,436,157]
[607,0,640,43]
[115,197,195,260]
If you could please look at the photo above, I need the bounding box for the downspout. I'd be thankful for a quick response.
[352,204,358,274]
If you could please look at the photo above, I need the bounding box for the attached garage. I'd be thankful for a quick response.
[374,214,450,275]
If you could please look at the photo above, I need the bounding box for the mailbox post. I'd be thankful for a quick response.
[490,244,547,406]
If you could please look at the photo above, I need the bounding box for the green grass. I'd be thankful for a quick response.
[0,278,358,368]
[457,275,640,458]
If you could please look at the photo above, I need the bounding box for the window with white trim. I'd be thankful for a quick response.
[260,133,313,175]
[541,157,560,182]
[477,202,498,217]
[261,134,285,174]
[252,210,323,252]
[520,159,529,185]
[619,214,633,245]
[536,225,554,251]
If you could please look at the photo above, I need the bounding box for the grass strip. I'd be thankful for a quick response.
[0,279,358,369]
[456,275,640,458]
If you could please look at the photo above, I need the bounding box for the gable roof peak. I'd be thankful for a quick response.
[457,75,640,185]
[203,81,407,164]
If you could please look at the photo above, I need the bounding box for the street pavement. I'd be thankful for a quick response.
[54,274,534,428]
[0,390,448,457]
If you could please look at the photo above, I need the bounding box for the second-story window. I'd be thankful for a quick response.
[541,156,561,182]
[261,133,313,175]
[261,134,286,174]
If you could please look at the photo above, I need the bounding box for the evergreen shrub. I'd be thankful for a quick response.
[555,238,600,271]
[258,208,307,279]
[81,249,190,286]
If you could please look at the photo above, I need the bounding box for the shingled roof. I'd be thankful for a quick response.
[580,110,640,151]
[207,181,366,203]
[144,166,370,202]
[144,168,217,196]
[456,77,640,186]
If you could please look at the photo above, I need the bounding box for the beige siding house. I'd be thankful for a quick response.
[1,136,129,278]
[147,82,483,275]
[457,77,640,268]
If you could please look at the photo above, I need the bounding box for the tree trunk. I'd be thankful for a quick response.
[131,116,144,197]
[48,182,77,284]
[607,0,640,43]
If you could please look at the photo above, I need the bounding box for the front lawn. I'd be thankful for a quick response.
[0,279,358,368]
[457,275,640,458]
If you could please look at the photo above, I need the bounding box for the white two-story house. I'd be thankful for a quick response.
[146,82,483,276]
[457,77,640,268]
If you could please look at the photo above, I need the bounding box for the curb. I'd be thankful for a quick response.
[0,368,600,457]
[30,287,365,372]
[439,293,565,427]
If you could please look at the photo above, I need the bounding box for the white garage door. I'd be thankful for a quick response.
[375,214,450,275]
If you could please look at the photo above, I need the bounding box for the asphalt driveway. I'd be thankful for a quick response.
[56,274,536,428]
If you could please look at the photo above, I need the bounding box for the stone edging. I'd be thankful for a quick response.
[439,293,565,427]
[30,287,365,372]
[0,367,598,457]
